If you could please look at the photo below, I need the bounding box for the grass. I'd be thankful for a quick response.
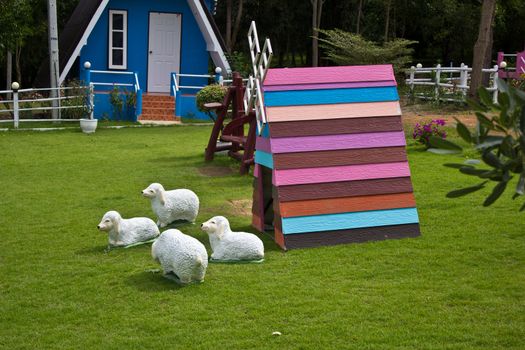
[0,125,524,349]
[0,120,140,130]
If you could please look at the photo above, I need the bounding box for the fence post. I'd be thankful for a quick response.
[89,83,94,120]
[409,66,415,94]
[12,82,19,129]
[435,64,441,100]
[136,88,142,120]
[491,64,499,104]
[215,67,223,85]
[459,63,467,99]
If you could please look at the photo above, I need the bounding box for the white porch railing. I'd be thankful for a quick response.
[405,63,499,103]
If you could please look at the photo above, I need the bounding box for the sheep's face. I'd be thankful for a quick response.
[201,216,229,237]
[97,211,121,232]
[142,183,166,204]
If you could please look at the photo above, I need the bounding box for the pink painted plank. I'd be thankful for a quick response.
[264,65,396,87]
[263,81,396,92]
[261,131,406,154]
[274,162,411,186]
[266,101,401,123]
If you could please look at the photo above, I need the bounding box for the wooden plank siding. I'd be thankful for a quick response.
[265,101,401,123]
[274,161,412,186]
[263,81,396,92]
[272,147,407,170]
[264,65,396,86]
[277,177,414,202]
[279,193,416,217]
[283,224,421,249]
[256,131,407,154]
[251,64,420,249]
[268,116,403,138]
[281,208,419,234]
[264,87,399,107]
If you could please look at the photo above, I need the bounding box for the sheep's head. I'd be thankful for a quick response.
[142,183,166,204]
[201,216,230,238]
[97,211,122,232]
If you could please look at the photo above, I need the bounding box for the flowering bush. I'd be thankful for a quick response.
[413,119,447,148]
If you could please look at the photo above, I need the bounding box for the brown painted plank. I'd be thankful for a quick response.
[279,192,416,218]
[273,147,408,170]
[251,176,264,232]
[283,224,420,249]
[269,116,402,138]
[277,177,414,202]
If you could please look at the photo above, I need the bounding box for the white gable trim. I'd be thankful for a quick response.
[186,0,231,75]
[58,0,110,85]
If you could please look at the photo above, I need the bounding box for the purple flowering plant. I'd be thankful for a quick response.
[413,119,447,148]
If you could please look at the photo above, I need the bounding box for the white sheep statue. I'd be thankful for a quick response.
[201,216,264,262]
[142,183,199,228]
[151,229,208,284]
[97,211,160,247]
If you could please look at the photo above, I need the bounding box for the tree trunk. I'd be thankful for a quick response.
[230,0,244,52]
[311,0,319,67]
[469,0,497,98]
[6,51,12,91]
[225,0,232,53]
[384,0,391,41]
[311,0,325,67]
[356,0,363,34]
[482,6,496,86]
[15,43,22,85]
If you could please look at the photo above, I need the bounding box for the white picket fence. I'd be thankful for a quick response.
[406,64,499,103]
[0,85,92,128]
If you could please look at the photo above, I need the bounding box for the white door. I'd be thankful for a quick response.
[147,12,182,93]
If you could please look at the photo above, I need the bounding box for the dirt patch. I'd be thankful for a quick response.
[227,199,253,217]
[401,104,478,128]
[197,165,234,177]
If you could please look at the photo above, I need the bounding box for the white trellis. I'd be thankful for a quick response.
[246,21,273,134]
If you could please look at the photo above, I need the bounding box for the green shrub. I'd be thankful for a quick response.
[196,84,226,113]
[318,29,417,74]
[428,80,525,209]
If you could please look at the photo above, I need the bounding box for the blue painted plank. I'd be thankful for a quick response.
[255,150,274,169]
[264,87,399,107]
[281,208,419,234]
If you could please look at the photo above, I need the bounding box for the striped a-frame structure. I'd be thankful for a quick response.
[251,65,421,250]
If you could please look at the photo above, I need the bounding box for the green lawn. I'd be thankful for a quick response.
[0,126,524,349]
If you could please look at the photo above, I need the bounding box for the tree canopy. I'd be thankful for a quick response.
[1,0,524,88]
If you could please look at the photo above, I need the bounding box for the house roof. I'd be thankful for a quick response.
[35,0,229,87]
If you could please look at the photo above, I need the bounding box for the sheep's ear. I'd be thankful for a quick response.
[114,219,120,233]
[160,191,166,205]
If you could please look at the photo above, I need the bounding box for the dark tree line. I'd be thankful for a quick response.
[1,0,524,88]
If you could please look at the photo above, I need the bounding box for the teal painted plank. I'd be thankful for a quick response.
[281,208,419,234]
[264,87,399,107]
[255,150,274,169]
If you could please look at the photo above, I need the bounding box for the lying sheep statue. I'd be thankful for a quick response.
[142,183,199,228]
[201,216,264,262]
[97,211,160,247]
[151,229,208,285]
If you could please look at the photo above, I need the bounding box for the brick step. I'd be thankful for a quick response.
[142,101,175,109]
[140,109,174,117]
[142,95,174,102]
[139,114,180,121]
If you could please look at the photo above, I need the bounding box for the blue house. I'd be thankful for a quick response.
[42,0,230,121]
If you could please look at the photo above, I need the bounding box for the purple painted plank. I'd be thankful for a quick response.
[260,131,406,154]
[274,162,411,186]
[264,65,396,87]
[263,81,396,92]
[256,136,271,153]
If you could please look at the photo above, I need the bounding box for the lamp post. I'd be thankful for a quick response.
[11,82,20,129]
[47,0,60,120]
